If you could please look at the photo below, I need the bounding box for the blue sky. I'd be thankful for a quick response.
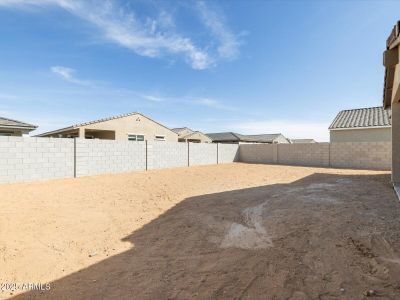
[0,0,399,141]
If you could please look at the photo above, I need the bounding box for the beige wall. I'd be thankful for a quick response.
[392,103,400,183]
[239,142,391,170]
[182,132,212,143]
[274,135,290,144]
[330,127,391,142]
[76,114,178,142]
[176,128,193,137]
[0,129,28,136]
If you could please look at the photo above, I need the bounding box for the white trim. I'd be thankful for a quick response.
[330,126,391,131]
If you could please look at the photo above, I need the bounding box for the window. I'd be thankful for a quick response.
[128,134,144,141]
[0,132,12,136]
[155,135,165,141]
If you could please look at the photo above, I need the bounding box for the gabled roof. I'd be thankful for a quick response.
[180,131,211,140]
[35,112,177,137]
[206,132,240,142]
[329,107,391,130]
[172,127,192,134]
[244,134,286,143]
[0,117,37,129]
[206,132,286,143]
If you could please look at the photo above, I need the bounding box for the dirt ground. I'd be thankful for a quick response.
[1,163,400,300]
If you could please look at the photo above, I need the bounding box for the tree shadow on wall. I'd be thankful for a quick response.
[12,172,400,300]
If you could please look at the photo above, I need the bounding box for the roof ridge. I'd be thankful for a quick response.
[338,106,384,113]
[0,116,37,128]
[73,111,138,127]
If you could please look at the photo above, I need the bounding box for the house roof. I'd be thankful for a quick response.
[180,131,212,140]
[383,20,400,108]
[35,112,177,137]
[329,107,391,130]
[171,127,191,134]
[291,139,316,143]
[206,132,285,143]
[0,117,37,130]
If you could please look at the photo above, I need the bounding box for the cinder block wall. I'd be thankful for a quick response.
[75,139,146,177]
[148,141,188,170]
[238,142,391,170]
[238,144,277,163]
[330,142,391,170]
[189,143,218,166]
[0,137,390,184]
[0,136,74,183]
[218,144,240,163]
[278,143,330,167]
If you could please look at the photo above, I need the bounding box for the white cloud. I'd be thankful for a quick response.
[50,66,91,86]
[0,0,242,69]
[195,1,240,59]
[137,94,166,102]
[230,120,330,142]
[191,98,236,111]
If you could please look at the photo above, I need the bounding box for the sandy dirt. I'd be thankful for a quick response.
[1,163,400,299]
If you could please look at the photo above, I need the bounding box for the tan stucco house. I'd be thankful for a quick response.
[206,132,290,144]
[0,117,37,136]
[172,127,212,143]
[36,112,178,142]
[329,107,391,142]
[383,20,400,186]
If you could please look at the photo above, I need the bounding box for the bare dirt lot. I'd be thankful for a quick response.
[1,163,400,299]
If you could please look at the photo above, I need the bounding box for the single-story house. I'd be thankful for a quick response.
[329,107,391,142]
[290,139,317,144]
[0,117,37,136]
[206,132,290,144]
[35,112,178,142]
[172,127,212,143]
[383,20,400,185]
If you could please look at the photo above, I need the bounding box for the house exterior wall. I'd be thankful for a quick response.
[176,128,193,137]
[330,127,391,142]
[392,103,400,183]
[0,128,32,136]
[184,132,212,143]
[78,113,178,142]
[0,130,23,136]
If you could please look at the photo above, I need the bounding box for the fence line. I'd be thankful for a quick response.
[0,137,391,184]
[0,137,239,184]
[239,142,391,170]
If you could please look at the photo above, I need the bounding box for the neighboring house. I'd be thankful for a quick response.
[329,107,391,142]
[291,139,316,143]
[172,127,212,143]
[36,112,178,142]
[206,132,290,144]
[0,117,37,136]
[383,20,400,185]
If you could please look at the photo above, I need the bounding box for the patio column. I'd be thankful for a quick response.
[78,127,85,139]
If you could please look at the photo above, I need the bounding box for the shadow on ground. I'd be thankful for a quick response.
[13,173,400,300]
